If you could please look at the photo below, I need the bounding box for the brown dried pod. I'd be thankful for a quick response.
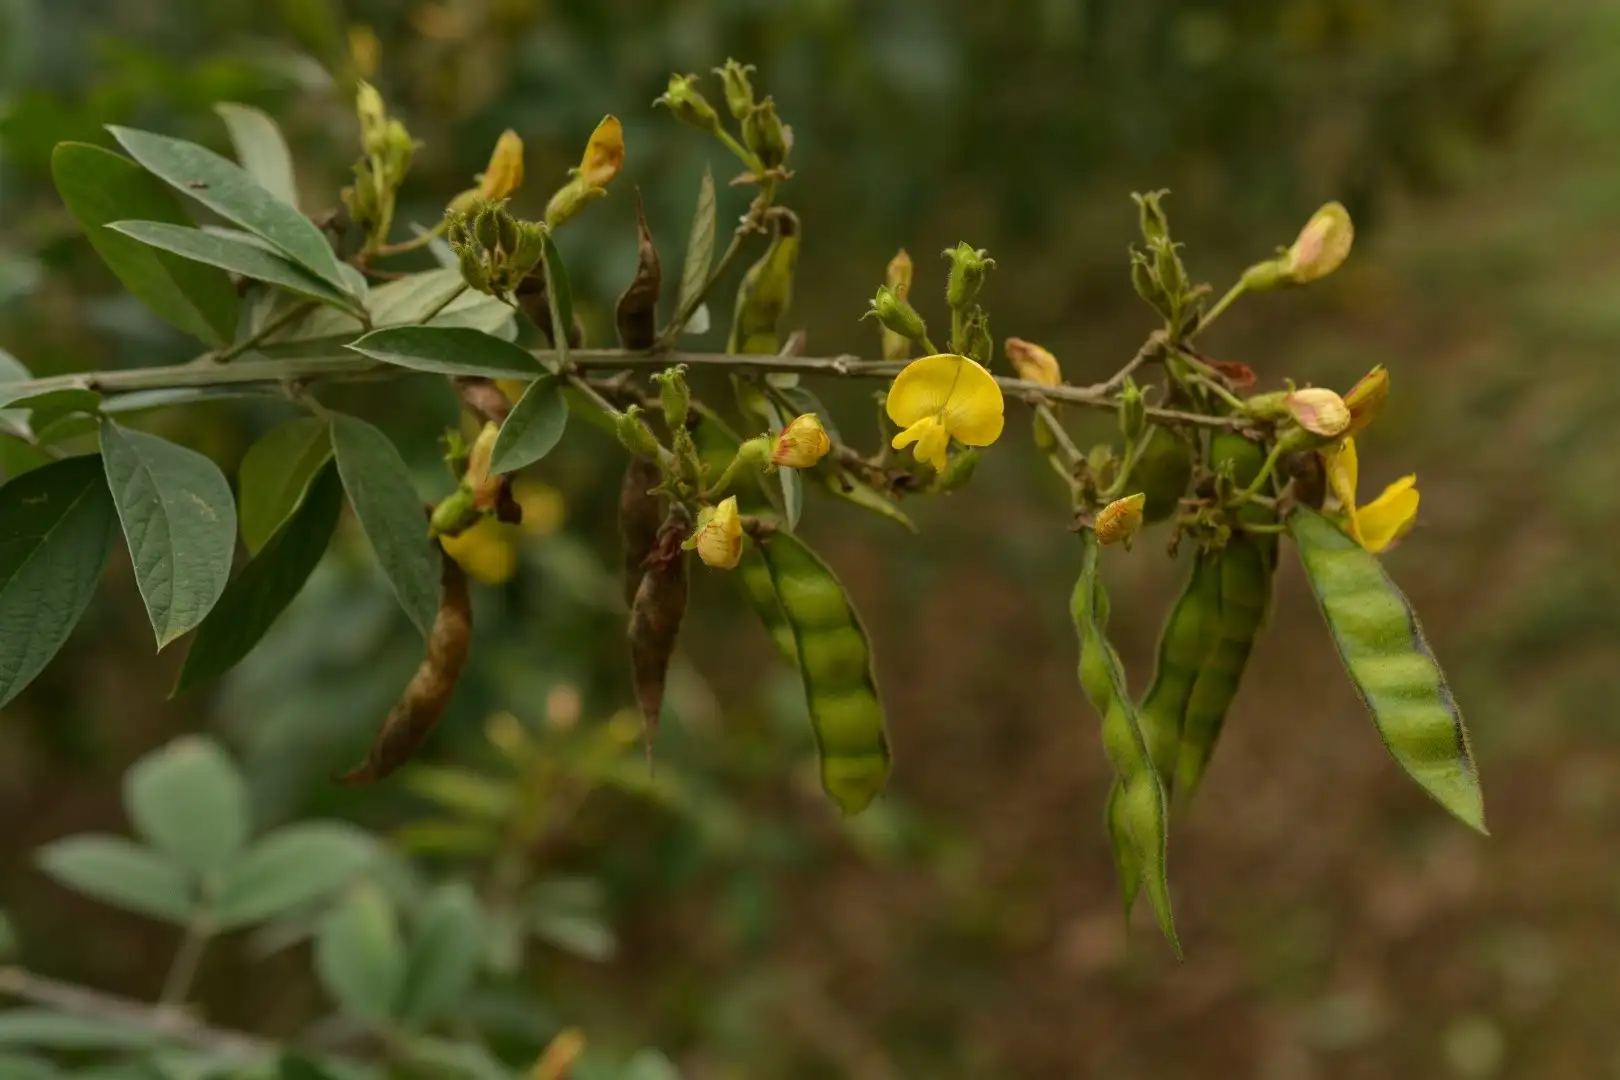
[615,190,662,350]
[337,550,473,784]
[619,454,665,609]
[627,505,691,748]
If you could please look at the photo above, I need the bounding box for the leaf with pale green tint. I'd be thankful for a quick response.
[108,221,358,314]
[347,325,541,380]
[213,822,378,930]
[329,415,439,638]
[124,736,249,879]
[489,376,566,475]
[174,464,341,694]
[397,882,486,1024]
[0,1009,169,1051]
[50,143,238,346]
[675,165,716,328]
[34,415,100,447]
[314,886,405,1023]
[237,417,331,555]
[99,421,237,648]
[35,835,193,923]
[214,103,298,208]
[108,126,349,293]
[0,1051,59,1079]
[258,270,512,354]
[0,455,118,708]
[540,232,574,357]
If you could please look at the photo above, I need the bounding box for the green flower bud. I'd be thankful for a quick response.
[457,246,490,294]
[963,308,993,367]
[943,242,994,311]
[473,202,503,253]
[653,364,691,430]
[495,209,521,259]
[508,221,548,282]
[1151,237,1186,305]
[1132,189,1171,246]
[715,59,757,120]
[743,97,788,169]
[861,284,927,344]
[1119,377,1146,442]
[654,73,721,135]
[429,487,481,538]
[614,405,664,459]
[1240,257,1289,293]
[544,179,607,229]
[1130,248,1170,318]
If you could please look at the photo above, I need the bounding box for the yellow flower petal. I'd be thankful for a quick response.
[1322,436,1360,534]
[440,517,519,586]
[1356,475,1419,553]
[885,354,963,427]
[478,130,525,201]
[579,115,624,189]
[892,416,950,473]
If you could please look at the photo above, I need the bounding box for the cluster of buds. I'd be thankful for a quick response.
[1128,190,1204,338]
[943,242,996,365]
[344,82,419,251]
[655,60,791,180]
[447,200,547,299]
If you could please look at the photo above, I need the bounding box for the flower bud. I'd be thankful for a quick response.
[1240,257,1288,293]
[1132,189,1171,246]
[578,115,625,189]
[507,221,548,282]
[654,73,721,134]
[473,201,504,253]
[382,119,416,177]
[715,59,757,120]
[456,245,489,294]
[1343,364,1387,436]
[478,130,524,201]
[1119,378,1146,442]
[879,249,915,361]
[687,496,743,570]
[1285,387,1351,438]
[653,364,691,430]
[429,487,480,538]
[613,405,663,459]
[544,181,606,229]
[861,284,924,349]
[943,242,994,311]
[356,81,388,155]
[1151,236,1186,304]
[495,208,521,259]
[743,97,788,169]
[772,413,831,469]
[464,421,501,507]
[963,309,993,367]
[1004,337,1061,388]
[1286,201,1354,284]
[1095,492,1147,549]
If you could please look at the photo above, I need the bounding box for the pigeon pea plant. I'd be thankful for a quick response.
[0,57,1481,972]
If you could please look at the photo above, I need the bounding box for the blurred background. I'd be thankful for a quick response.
[3,0,1618,1077]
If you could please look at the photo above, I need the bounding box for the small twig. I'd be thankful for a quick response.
[159,915,212,1008]
[1034,401,1083,468]
[0,966,274,1062]
[210,302,316,364]
[1097,331,1166,394]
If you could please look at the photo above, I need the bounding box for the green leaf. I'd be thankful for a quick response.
[0,455,118,707]
[175,465,341,695]
[237,418,332,556]
[624,1050,683,1080]
[822,469,916,533]
[260,270,513,353]
[213,822,379,930]
[123,736,250,879]
[675,165,716,328]
[0,436,51,483]
[314,886,406,1024]
[34,414,101,447]
[107,222,358,314]
[329,415,440,638]
[107,126,349,294]
[50,143,238,347]
[489,376,567,475]
[529,909,615,962]
[0,1051,61,1079]
[99,421,238,648]
[402,766,516,820]
[540,232,574,362]
[1288,506,1487,833]
[347,325,540,380]
[214,103,298,209]
[397,882,486,1024]
[0,1009,168,1051]
[35,835,194,923]
[0,387,101,417]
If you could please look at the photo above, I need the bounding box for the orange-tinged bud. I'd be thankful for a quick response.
[772,413,831,468]
[579,115,624,189]
[1343,364,1388,436]
[1004,337,1061,388]
[530,1027,586,1080]
[465,421,501,508]
[1285,387,1350,438]
[1286,201,1354,284]
[1095,493,1147,548]
[478,130,524,201]
[689,496,743,569]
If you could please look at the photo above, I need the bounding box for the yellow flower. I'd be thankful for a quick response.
[478,130,525,201]
[578,115,624,189]
[885,353,1005,473]
[772,413,831,468]
[1286,201,1354,284]
[1343,365,1388,437]
[690,496,743,569]
[1004,337,1062,388]
[1285,387,1350,438]
[1322,437,1419,553]
[439,516,519,586]
[513,479,565,537]
[1095,493,1146,548]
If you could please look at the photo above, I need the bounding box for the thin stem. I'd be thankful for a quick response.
[1034,401,1082,469]
[920,335,940,356]
[0,966,272,1061]
[1102,428,1152,501]
[1193,280,1246,337]
[370,222,446,260]
[704,442,767,499]
[159,915,211,1007]
[1189,375,1250,414]
[211,302,316,364]
[1098,331,1166,394]
[715,129,760,172]
[1234,440,1287,503]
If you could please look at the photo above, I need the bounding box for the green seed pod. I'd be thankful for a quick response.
[1288,507,1485,833]
[1125,425,1193,524]
[738,548,799,664]
[618,455,664,609]
[615,193,661,351]
[473,202,504,253]
[628,507,691,744]
[755,527,892,816]
[1104,779,1142,918]
[727,209,800,356]
[1137,553,1222,787]
[1071,532,1179,955]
